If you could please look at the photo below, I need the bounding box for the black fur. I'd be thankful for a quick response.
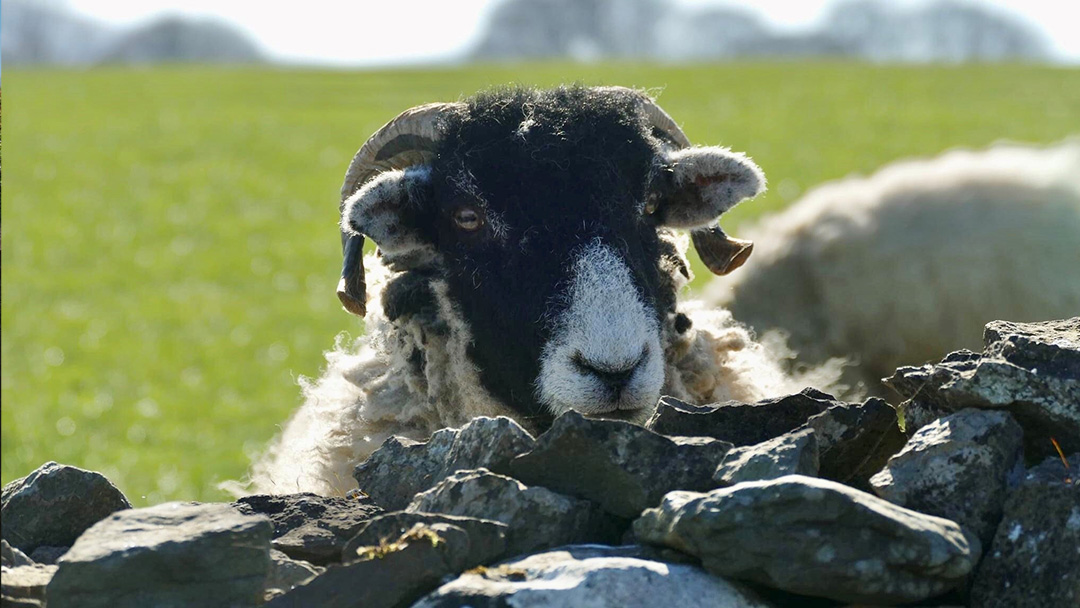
[387,86,680,421]
[382,271,439,324]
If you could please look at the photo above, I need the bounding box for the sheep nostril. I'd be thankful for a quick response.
[572,349,646,391]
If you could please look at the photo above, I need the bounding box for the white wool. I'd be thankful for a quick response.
[248,257,517,496]
[662,301,845,405]
[707,139,1080,390]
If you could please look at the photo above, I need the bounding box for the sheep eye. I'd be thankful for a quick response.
[453,206,484,231]
[644,198,659,216]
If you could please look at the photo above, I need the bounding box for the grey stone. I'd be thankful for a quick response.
[414,545,773,608]
[407,468,622,555]
[353,416,535,510]
[268,520,506,608]
[264,549,322,601]
[1,462,131,553]
[341,511,508,565]
[0,594,44,607]
[803,398,907,490]
[233,492,382,565]
[885,352,981,405]
[891,350,983,438]
[982,318,1080,377]
[885,318,1080,461]
[26,546,66,565]
[898,398,952,436]
[1023,450,1079,483]
[1,540,34,568]
[870,409,1025,546]
[646,388,839,446]
[633,475,980,604]
[1,564,56,607]
[970,453,1080,608]
[46,502,273,608]
[509,411,732,518]
[713,428,819,486]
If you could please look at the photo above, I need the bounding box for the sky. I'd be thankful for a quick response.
[64,0,1080,66]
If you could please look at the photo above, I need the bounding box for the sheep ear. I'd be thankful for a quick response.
[652,146,766,229]
[338,167,431,317]
[341,167,430,255]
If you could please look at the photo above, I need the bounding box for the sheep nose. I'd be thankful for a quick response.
[572,350,645,392]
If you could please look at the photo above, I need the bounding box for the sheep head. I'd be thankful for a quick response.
[337,86,765,423]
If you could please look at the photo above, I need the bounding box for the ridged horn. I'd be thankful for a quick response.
[337,102,464,317]
[691,225,754,276]
[596,86,693,149]
[603,86,754,276]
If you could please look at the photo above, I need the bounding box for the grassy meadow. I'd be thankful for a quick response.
[2,63,1078,504]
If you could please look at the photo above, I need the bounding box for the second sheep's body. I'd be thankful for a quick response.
[707,140,1080,392]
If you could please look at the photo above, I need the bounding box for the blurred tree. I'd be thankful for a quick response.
[1,1,264,66]
[471,0,665,61]
[1,0,118,66]
[99,17,264,64]
[822,0,1050,62]
[471,0,1051,63]
[911,1,1049,62]
[655,7,768,61]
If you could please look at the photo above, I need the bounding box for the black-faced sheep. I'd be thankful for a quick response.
[252,86,817,495]
[706,139,1080,394]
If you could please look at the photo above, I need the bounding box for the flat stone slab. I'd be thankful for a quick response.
[354,416,535,510]
[645,388,839,446]
[970,453,1080,607]
[982,318,1080,377]
[886,317,1080,461]
[2,564,57,607]
[633,475,980,604]
[414,545,773,608]
[341,511,508,565]
[46,502,272,608]
[407,468,621,555]
[264,549,322,601]
[1,462,131,554]
[509,411,731,518]
[1,540,35,568]
[269,519,507,608]
[713,427,819,486]
[802,398,906,491]
[234,493,382,565]
[870,408,1024,546]
[26,546,67,565]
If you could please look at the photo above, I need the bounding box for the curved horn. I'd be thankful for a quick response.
[340,102,464,205]
[336,102,464,317]
[596,86,692,149]
[691,225,754,276]
[603,87,754,276]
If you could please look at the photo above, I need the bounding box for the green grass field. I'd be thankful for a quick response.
[3,63,1078,504]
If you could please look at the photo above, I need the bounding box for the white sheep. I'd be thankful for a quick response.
[248,86,828,496]
[706,139,1080,393]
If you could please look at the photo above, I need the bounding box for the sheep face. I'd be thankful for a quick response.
[342,87,765,425]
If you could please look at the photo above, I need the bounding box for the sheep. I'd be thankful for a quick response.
[705,139,1080,395]
[250,86,827,496]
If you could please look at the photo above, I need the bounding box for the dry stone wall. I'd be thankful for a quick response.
[2,317,1077,607]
